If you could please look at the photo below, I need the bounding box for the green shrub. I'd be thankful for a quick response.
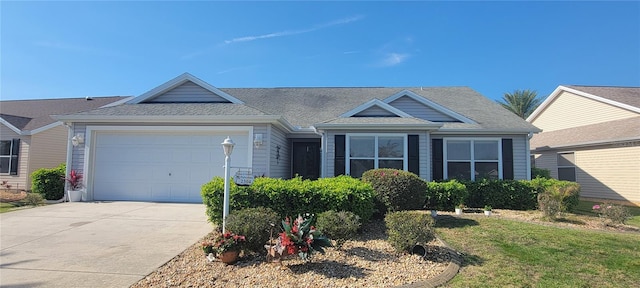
[24,193,45,206]
[464,179,538,210]
[425,180,467,211]
[225,207,281,253]
[531,167,551,179]
[316,210,361,249]
[593,203,630,225]
[531,178,580,213]
[31,164,65,200]
[361,169,427,216]
[201,176,376,224]
[384,211,435,253]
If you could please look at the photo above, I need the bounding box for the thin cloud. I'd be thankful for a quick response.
[223,15,364,45]
[380,53,410,66]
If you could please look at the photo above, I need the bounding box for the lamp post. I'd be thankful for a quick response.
[221,136,235,233]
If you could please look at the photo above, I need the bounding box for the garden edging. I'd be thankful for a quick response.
[398,235,461,288]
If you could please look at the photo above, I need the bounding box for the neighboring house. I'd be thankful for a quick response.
[53,73,540,203]
[0,96,131,191]
[527,85,640,206]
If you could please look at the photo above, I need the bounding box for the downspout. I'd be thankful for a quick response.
[311,126,326,178]
[64,122,73,201]
[526,132,533,180]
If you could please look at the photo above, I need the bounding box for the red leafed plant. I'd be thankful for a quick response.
[275,214,332,261]
[213,231,246,254]
[65,170,83,190]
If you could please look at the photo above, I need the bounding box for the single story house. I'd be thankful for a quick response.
[53,73,540,203]
[527,85,640,206]
[0,96,131,191]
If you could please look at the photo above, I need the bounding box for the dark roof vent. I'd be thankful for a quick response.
[85,96,93,101]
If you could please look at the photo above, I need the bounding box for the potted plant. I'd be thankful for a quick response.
[65,170,83,202]
[455,203,464,215]
[212,231,245,264]
[484,205,492,216]
[272,214,332,261]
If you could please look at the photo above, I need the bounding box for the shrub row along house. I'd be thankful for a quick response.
[527,85,640,206]
[49,73,540,203]
[0,97,130,190]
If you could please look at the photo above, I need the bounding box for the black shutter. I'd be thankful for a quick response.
[334,135,345,176]
[408,135,419,175]
[502,138,514,180]
[10,138,19,175]
[432,139,443,180]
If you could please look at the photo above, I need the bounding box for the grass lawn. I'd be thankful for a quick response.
[435,215,640,288]
[0,202,23,213]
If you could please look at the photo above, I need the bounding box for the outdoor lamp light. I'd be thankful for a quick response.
[253,133,263,148]
[71,133,84,147]
[221,136,235,233]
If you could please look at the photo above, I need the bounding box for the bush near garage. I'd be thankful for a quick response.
[225,207,281,254]
[361,168,427,216]
[201,176,375,224]
[31,163,66,200]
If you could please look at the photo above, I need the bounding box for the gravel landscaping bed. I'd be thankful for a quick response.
[132,219,452,288]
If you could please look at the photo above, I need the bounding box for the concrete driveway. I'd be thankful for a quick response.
[0,202,212,287]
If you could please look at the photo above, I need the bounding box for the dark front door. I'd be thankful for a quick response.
[292,141,320,180]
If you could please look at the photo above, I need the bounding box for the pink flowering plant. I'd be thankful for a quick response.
[592,203,630,225]
[65,170,83,190]
[212,231,246,254]
[276,214,332,261]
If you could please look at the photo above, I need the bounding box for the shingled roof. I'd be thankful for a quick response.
[566,85,640,108]
[530,116,640,150]
[59,86,538,133]
[1,96,130,133]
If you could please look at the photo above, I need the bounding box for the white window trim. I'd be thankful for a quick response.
[345,133,408,176]
[0,140,15,175]
[443,138,503,181]
[556,151,577,181]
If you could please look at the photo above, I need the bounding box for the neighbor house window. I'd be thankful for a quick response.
[444,139,501,181]
[0,139,20,175]
[346,134,407,178]
[557,152,576,181]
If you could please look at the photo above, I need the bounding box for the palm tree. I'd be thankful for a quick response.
[497,89,542,119]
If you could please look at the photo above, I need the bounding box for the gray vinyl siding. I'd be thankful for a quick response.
[431,134,530,180]
[354,106,398,117]
[324,130,429,180]
[251,124,268,177]
[388,96,458,122]
[268,125,290,179]
[71,123,87,175]
[148,81,230,103]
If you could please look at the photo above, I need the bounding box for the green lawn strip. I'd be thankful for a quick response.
[0,202,20,213]
[435,216,640,287]
[576,200,640,228]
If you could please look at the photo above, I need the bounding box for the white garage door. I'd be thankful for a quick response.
[92,130,250,203]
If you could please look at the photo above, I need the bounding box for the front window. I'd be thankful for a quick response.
[444,139,501,181]
[0,140,19,175]
[347,134,406,177]
[557,152,576,181]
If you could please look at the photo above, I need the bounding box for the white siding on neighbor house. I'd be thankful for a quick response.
[531,91,639,132]
[148,81,230,103]
[28,125,68,189]
[431,134,530,180]
[354,106,398,117]
[388,96,458,122]
[576,145,640,204]
[0,124,31,191]
[325,130,430,180]
[268,125,290,179]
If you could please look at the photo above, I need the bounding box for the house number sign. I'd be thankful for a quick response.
[234,170,254,186]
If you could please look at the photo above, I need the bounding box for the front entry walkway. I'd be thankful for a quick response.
[0,202,211,287]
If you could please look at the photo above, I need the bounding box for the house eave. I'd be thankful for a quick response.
[434,128,541,134]
[532,136,640,152]
[313,123,442,131]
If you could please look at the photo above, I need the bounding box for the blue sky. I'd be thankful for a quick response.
[2,1,639,102]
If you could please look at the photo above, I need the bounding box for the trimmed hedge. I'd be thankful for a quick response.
[361,168,427,215]
[425,180,467,211]
[31,163,66,200]
[201,176,375,224]
[385,211,435,253]
[464,179,538,210]
[531,177,580,213]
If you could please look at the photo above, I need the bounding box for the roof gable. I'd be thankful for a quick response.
[129,73,243,104]
[340,99,412,118]
[527,85,640,122]
[383,90,476,124]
